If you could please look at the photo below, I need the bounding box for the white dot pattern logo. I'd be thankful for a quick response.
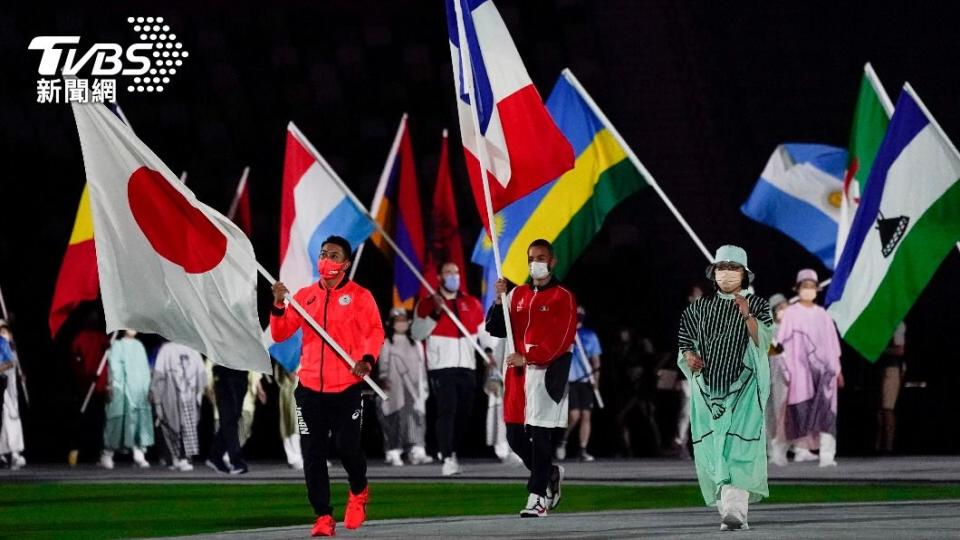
[126,16,188,94]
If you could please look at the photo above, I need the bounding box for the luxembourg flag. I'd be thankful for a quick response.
[741,144,848,268]
[445,0,574,227]
[827,85,960,361]
[268,123,375,372]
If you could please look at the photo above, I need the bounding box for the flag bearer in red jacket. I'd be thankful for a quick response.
[486,239,578,518]
[271,235,385,537]
[411,261,486,476]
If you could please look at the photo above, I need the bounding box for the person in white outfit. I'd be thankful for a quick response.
[151,341,206,472]
[0,322,25,469]
[376,309,432,466]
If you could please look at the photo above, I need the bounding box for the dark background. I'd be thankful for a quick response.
[1,0,958,462]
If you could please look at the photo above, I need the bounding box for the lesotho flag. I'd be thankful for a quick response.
[826,85,960,361]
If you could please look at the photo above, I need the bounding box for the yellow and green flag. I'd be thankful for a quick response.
[471,69,648,307]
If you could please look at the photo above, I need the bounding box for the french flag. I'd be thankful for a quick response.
[446,0,574,227]
[268,123,374,372]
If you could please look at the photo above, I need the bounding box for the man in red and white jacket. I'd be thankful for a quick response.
[486,239,578,518]
[411,261,485,476]
[270,235,385,537]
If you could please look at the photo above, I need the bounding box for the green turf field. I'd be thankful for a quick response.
[2,482,959,538]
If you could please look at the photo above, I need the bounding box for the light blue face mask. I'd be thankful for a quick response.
[443,274,460,292]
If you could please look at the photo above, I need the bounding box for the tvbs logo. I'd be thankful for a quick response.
[30,36,152,77]
[30,16,189,103]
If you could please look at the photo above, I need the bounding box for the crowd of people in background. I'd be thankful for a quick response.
[0,257,913,479]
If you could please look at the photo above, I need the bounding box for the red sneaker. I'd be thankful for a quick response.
[343,486,369,530]
[311,515,336,537]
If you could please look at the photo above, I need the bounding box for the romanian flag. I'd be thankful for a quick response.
[472,69,648,307]
[49,185,98,337]
[369,115,425,309]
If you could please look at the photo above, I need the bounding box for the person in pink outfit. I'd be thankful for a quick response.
[777,269,844,467]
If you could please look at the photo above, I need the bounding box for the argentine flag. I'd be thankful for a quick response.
[741,144,848,268]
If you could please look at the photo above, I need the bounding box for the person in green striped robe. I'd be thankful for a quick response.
[677,245,774,531]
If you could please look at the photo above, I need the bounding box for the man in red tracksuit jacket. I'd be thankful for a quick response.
[486,239,578,518]
[270,235,385,537]
[411,261,485,476]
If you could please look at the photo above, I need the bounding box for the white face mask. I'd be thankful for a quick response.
[714,269,743,292]
[529,261,550,280]
[799,288,817,302]
[393,321,410,334]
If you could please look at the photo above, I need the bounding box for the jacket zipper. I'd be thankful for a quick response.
[523,289,537,355]
[320,287,331,391]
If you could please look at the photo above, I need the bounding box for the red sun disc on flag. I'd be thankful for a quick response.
[128,166,227,273]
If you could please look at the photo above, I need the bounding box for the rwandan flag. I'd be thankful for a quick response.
[827,85,960,361]
[472,69,648,307]
[368,115,425,309]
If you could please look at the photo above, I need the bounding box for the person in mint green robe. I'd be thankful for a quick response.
[677,245,773,531]
[101,331,154,468]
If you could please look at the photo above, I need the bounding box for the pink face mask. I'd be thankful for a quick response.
[318,258,347,280]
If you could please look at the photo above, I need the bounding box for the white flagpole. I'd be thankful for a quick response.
[864,62,895,118]
[287,123,495,365]
[80,331,119,414]
[451,0,516,354]
[226,166,250,221]
[0,284,8,322]
[256,262,387,400]
[351,114,407,280]
[561,69,714,264]
[574,333,604,409]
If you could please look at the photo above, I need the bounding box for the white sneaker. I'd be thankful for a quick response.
[10,453,26,470]
[289,459,304,470]
[500,452,524,467]
[580,451,596,462]
[819,459,838,467]
[793,448,818,462]
[408,446,434,465]
[519,493,548,518]
[720,520,749,531]
[385,449,404,467]
[99,451,115,470]
[441,456,462,476]
[132,447,150,468]
[554,445,566,461]
[769,455,788,467]
[177,459,194,471]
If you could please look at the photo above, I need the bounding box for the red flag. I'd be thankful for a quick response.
[446,0,574,230]
[49,185,99,337]
[424,130,467,293]
[227,167,252,236]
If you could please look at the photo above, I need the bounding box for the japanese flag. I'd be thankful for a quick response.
[71,102,270,373]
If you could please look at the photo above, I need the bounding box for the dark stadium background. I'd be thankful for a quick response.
[1,0,958,462]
